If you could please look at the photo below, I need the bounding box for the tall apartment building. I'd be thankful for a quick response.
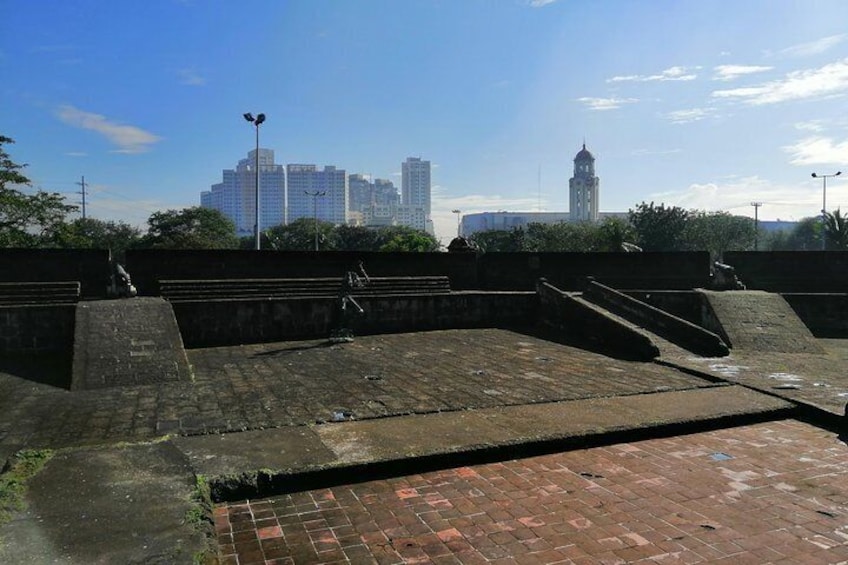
[286,164,348,225]
[201,149,285,235]
[402,157,431,214]
[400,157,432,233]
[569,144,600,222]
[373,179,399,207]
[348,174,372,213]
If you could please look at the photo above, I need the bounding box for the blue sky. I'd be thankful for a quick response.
[3,0,848,244]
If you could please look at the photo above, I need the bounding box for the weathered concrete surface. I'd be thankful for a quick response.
[71,298,192,390]
[1,329,714,453]
[173,426,337,478]
[173,385,792,501]
[0,442,209,564]
[699,289,824,354]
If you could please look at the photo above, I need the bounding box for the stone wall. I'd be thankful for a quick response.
[724,251,848,292]
[478,252,711,291]
[0,304,76,355]
[125,249,712,295]
[171,292,538,347]
[783,293,848,338]
[125,250,479,295]
[0,249,111,299]
[623,291,704,325]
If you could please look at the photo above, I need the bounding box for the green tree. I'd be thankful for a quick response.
[0,136,78,247]
[138,207,239,249]
[824,209,848,250]
[683,211,755,259]
[523,222,602,252]
[265,218,337,251]
[379,230,440,252]
[596,217,637,251]
[785,217,822,251]
[628,201,689,251]
[50,217,142,261]
[334,224,383,251]
[470,228,527,252]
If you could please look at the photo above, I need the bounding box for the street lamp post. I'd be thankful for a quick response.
[243,112,266,250]
[812,171,842,251]
[305,190,326,251]
[451,209,462,237]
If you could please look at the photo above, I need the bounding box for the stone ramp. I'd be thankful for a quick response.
[698,290,823,354]
[71,298,192,390]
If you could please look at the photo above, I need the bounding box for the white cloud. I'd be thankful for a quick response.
[783,136,848,166]
[64,151,87,157]
[81,186,187,228]
[780,34,846,58]
[665,107,715,124]
[56,105,162,154]
[712,58,848,105]
[178,69,206,86]
[528,0,558,6]
[607,66,699,83]
[794,120,826,132]
[712,65,773,81]
[576,96,638,111]
[650,175,836,220]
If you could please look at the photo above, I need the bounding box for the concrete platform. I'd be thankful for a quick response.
[174,385,792,502]
[0,327,840,564]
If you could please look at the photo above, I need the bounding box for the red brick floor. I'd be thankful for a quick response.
[215,420,848,564]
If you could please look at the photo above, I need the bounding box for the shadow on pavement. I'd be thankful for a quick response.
[252,340,336,357]
[0,354,72,389]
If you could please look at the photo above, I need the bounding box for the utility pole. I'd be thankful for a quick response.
[77,176,88,219]
[751,202,762,251]
[305,190,326,251]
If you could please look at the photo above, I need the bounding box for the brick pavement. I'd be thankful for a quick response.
[0,329,714,453]
[216,419,848,564]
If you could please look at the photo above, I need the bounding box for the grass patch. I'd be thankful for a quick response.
[0,449,54,525]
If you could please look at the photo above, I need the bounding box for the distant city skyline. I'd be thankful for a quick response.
[3,1,848,244]
[201,152,433,236]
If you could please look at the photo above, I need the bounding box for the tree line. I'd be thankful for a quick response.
[470,201,848,257]
[1,136,439,259]
[3,135,847,259]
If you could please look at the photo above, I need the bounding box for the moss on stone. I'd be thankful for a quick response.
[0,449,54,525]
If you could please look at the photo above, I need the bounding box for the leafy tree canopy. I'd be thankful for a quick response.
[683,211,755,259]
[138,207,239,249]
[0,136,78,247]
[50,217,142,261]
[824,209,848,250]
[628,201,689,252]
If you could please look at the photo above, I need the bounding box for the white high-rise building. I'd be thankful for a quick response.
[287,165,348,225]
[201,149,285,235]
[569,144,600,222]
[401,157,432,233]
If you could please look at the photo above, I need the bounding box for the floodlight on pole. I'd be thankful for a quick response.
[812,171,842,251]
[244,112,266,250]
[451,209,462,237]
[305,190,326,251]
